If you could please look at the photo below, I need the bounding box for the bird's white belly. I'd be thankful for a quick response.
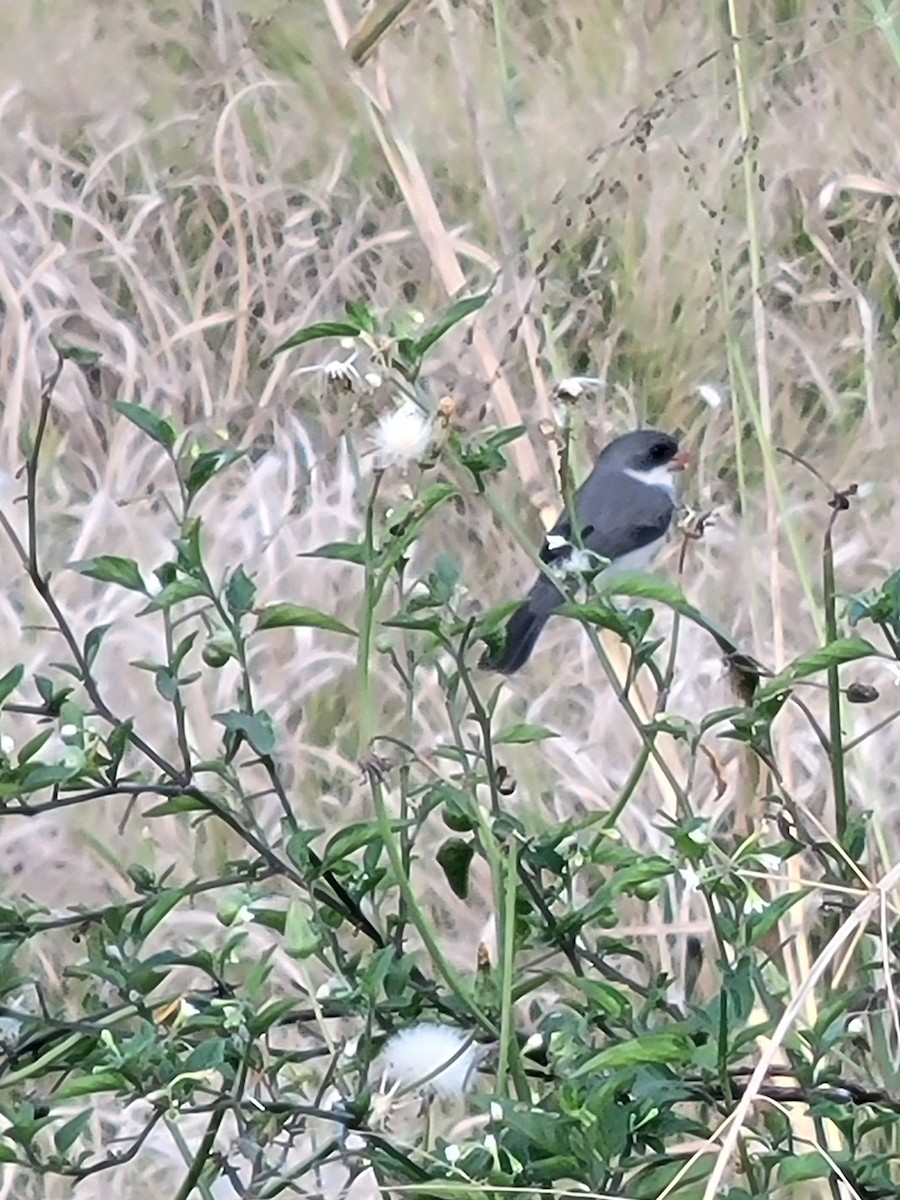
[606,534,667,574]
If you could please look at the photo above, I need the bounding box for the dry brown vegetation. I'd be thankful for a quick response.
[3,1,900,1197]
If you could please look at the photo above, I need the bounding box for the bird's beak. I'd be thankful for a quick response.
[672,448,691,471]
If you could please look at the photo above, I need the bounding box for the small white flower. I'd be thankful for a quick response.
[323,359,360,391]
[524,1032,544,1054]
[444,1143,461,1165]
[745,887,767,915]
[315,975,350,1001]
[847,1016,866,1035]
[342,1035,359,1060]
[382,1023,480,1100]
[364,371,383,389]
[0,735,14,756]
[756,854,782,875]
[687,823,710,845]
[60,723,79,741]
[489,1100,503,1123]
[59,746,86,771]
[679,865,701,893]
[372,400,433,469]
[697,382,726,410]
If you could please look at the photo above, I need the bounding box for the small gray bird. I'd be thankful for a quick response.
[483,428,689,674]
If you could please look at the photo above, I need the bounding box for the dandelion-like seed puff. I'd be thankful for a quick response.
[372,400,433,470]
[380,1022,481,1101]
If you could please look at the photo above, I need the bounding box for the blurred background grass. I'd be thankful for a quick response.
[3,1,900,1194]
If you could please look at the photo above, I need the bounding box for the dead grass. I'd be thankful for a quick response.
[2,0,900,1195]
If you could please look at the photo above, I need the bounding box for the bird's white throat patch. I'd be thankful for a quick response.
[623,463,678,498]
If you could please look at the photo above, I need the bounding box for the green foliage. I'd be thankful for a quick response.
[2,298,900,1200]
[269,291,490,381]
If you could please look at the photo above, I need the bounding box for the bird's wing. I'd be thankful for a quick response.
[541,469,675,564]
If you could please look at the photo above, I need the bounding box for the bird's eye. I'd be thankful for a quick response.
[650,441,672,463]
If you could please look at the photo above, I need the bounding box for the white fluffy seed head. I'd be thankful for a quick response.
[373,400,432,469]
[382,1023,479,1100]
[697,382,726,410]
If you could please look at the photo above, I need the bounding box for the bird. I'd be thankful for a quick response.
[482,428,689,675]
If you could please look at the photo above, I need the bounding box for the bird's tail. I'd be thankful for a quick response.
[482,576,563,674]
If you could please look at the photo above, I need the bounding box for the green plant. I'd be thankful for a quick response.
[1,303,899,1200]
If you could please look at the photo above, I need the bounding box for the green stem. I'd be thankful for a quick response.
[357,471,384,758]
[171,1104,225,1200]
[368,772,497,1035]
[469,803,530,1101]
[823,519,848,846]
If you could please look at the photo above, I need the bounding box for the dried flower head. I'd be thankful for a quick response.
[553,375,601,401]
[437,394,457,424]
[373,399,433,469]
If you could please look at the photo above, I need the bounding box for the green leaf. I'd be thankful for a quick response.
[285,828,322,873]
[214,710,276,755]
[777,1152,831,1184]
[570,1032,691,1076]
[174,518,204,573]
[380,483,458,573]
[746,888,810,944]
[226,566,257,619]
[413,292,490,359]
[131,890,185,939]
[381,612,442,632]
[284,899,319,958]
[172,632,198,671]
[458,425,527,482]
[83,624,111,669]
[322,819,410,869]
[250,997,298,1034]
[567,570,741,655]
[345,299,376,333]
[155,668,178,702]
[755,637,881,701]
[54,1109,92,1156]
[0,665,24,706]
[69,556,146,593]
[56,343,101,366]
[494,723,558,745]
[143,794,208,817]
[140,579,208,612]
[114,401,177,450]
[255,604,355,637]
[56,1072,126,1099]
[269,321,361,358]
[301,540,369,566]
[437,837,475,900]
[17,761,83,793]
[183,1040,227,1074]
[16,728,53,764]
[185,448,243,500]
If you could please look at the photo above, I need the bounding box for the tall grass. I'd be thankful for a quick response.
[2,2,900,1196]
